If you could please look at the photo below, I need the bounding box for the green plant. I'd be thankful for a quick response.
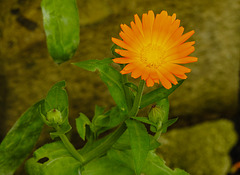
[0,2,197,175]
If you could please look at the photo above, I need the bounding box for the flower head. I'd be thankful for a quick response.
[112,10,197,89]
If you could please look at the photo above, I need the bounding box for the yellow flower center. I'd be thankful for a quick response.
[140,44,167,68]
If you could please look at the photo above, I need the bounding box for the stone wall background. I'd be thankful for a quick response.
[0,0,239,174]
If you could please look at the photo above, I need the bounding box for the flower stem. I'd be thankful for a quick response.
[121,64,132,111]
[154,130,162,141]
[122,74,133,111]
[59,134,84,163]
[128,79,145,117]
[82,123,127,165]
[81,79,145,165]
[55,126,84,164]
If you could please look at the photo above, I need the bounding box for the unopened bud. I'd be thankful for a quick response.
[46,109,63,125]
[148,105,164,130]
[148,98,169,131]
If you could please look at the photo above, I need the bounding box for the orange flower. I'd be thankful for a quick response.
[112,10,197,89]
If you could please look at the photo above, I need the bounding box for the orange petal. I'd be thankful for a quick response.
[161,19,180,45]
[112,37,135,52]
[166,27,184,48]
[134,14,144,36]
[142,13,151,43]
[120,63,137,74]
[119,31,141,50]
[149,70,160,84]
[141,69,150,80]
[159,67,178,85]
[170,57,198,64]
[146,77,154,87]
[164,63,191,74]
[165,46,195,61]
[115,49,139,58]
[120,24,135,40]
[162,64,188,79]
[153,79,159,84]
[121,24,144,47]
[130,21,144,43]
[154,11,168,43]
[152,14,162,44]
[171,30,195,48]
[171,13,176,23]
[131,69,142,78]
[175,73,187,79]
[113,58,132,64]
[156,14,171,44]
[120,69,130,74]
[147,10,155,34]
[166,41,195,56]
[121,69,133,74]
[156,70,172,89]
[123,63,136,71]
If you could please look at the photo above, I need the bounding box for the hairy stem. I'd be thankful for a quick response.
[128,79,145,117]
[55,126,84,164]
[82,123,127,165]
[80,79,145,165]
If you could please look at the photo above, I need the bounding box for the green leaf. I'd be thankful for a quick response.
[108,106,127,128]
[140,80,184,108]
[81,155,134,175]
[131,116,157,126]
[74,59,128,112]
[112,130,131,150]
[142,151,190,175]
[41,0,80,64]
[107,149,134,170]
[161,118,178,134]
[91,105,107,133]
[106,149,188,175]
[0,100,44,175]
[113,130,160,151]
[111,44,122,58]
[125,119,150,175]
[125,82,138,92]
[96,106,127,136]
[50,120,72,139]
[80,106,127,141]
[76,113,91,141]
[44,81,68,113]
[172,169,190,175]
[25,142,81,175]
[149,135,161,150]
[43,81,71,136]
[99,65,128,112]
[94,105,105,118]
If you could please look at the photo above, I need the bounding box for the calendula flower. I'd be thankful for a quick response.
[112,10,197,89]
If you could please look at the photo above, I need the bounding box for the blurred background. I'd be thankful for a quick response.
[0,0,239,174]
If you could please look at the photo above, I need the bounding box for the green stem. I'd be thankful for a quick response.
[122,74,132,111]
[82,123,127,165]
[154,130,162,141]
[128,79,145,117]
[59,134,84,163]
[81,79,146,165]
[55,126,84,164]
[121,64,132,111]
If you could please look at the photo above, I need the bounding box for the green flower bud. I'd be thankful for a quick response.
[46,109,63,125]
[148,98,170,132]
[148,105,164,131]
